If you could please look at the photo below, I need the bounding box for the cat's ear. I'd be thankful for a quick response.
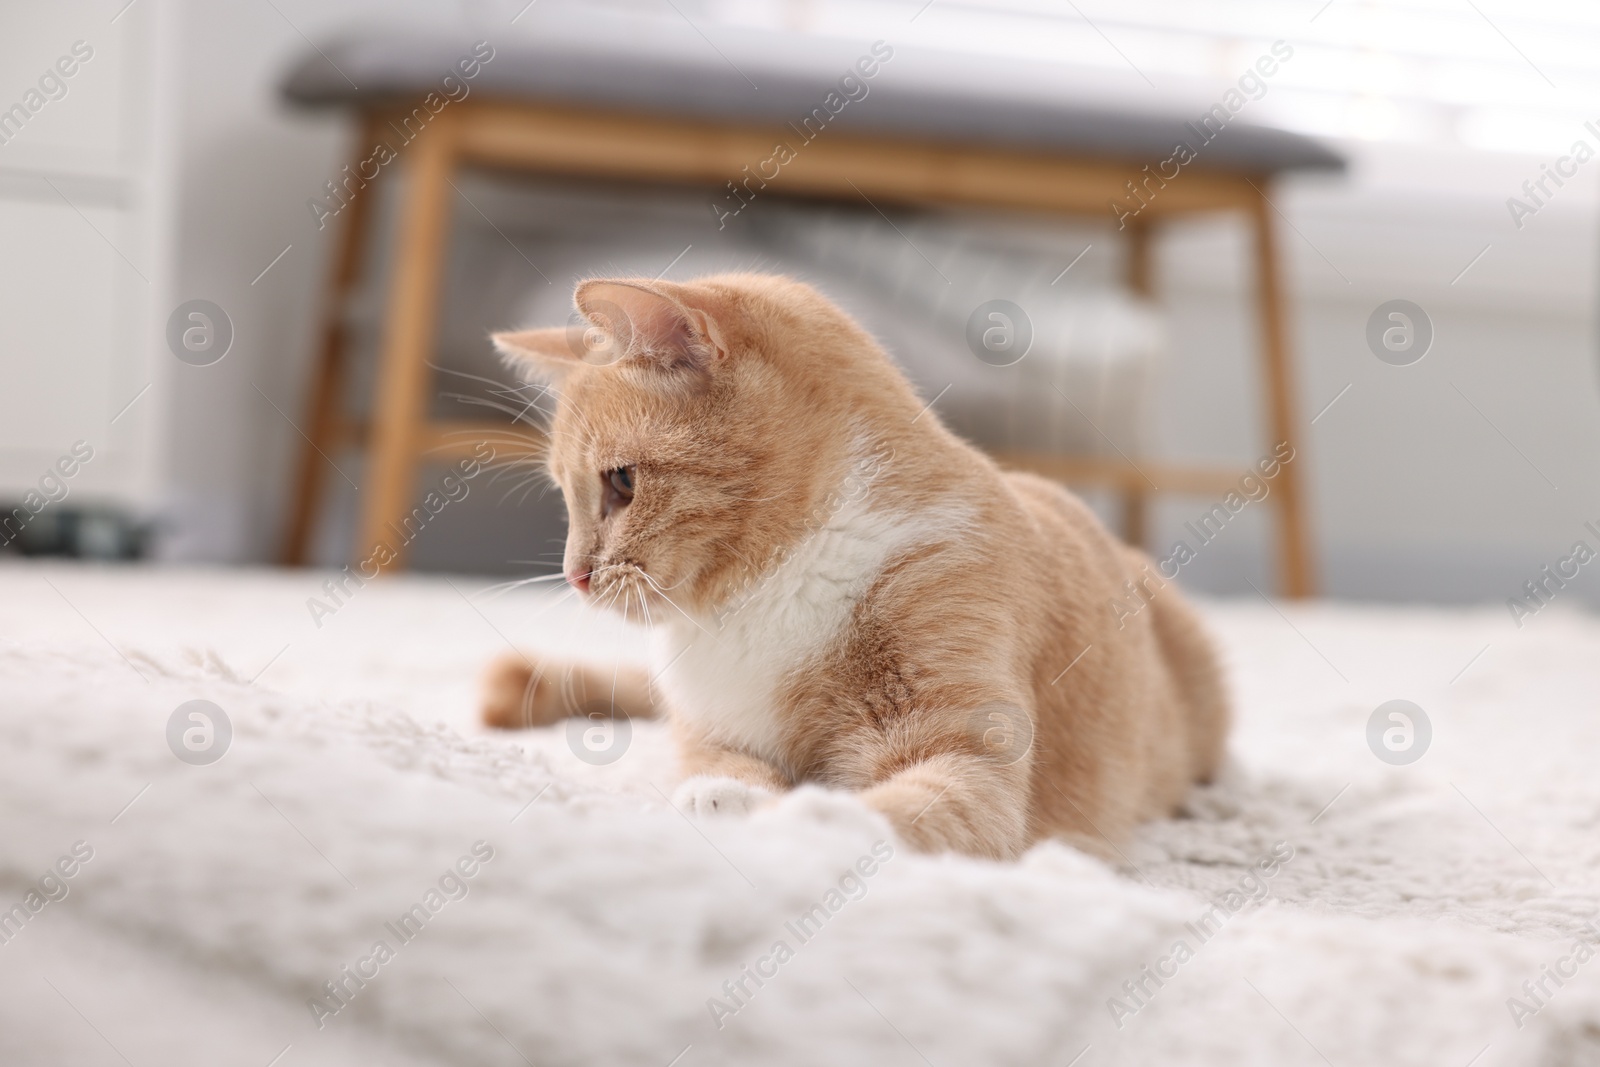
[495,279,732,384]
[575,278,730,377]
[491,327,583,384]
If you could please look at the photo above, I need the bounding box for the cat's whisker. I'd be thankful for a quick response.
[478,465,553,493]
[481,452,558,496]
[498,471,549,508]
[543,395,603,440]
[634,568,712,637]
[496,478,555,507]
[637,567,693,592]
[483,434,550,454]
[496,480,534,507]
[517,471,554,506]
[429,369,554,431]
[474,572,571,601]
[711,536,761,571]
[602,581,628,620]
[716,488,795,503]
[627,579,646,630]
[490,571,569,586]
[616,578,633,623]
[438,392,552,430]
[431,369,553,408]
[446,390,556,423]
[429,360,551,402]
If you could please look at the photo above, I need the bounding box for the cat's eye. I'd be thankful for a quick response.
[602,465,635,518]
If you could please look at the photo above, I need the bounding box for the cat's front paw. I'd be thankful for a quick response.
[672,776,771,817]
[481,651,565,729]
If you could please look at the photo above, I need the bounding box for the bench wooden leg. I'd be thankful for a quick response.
[1120,219,1154,550]
[357,112,460,572]
[281,114,383,566]
[1118,492,1148,550]
[1249,183,1315,598]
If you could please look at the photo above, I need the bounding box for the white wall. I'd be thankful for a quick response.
[156,0,448,561]
[1145,141,1600,606]
[13,0,1594,611]
[0,2,168,515]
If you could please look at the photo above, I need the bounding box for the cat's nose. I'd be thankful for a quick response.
[567,570,590,594]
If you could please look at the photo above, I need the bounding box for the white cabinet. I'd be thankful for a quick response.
[0,1,168,510]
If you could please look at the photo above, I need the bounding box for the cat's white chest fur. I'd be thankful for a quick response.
[651,490,949,766]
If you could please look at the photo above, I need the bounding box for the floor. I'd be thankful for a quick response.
[1,561,1597,1066]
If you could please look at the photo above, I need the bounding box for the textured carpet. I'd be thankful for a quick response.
[2,561,1598,1066]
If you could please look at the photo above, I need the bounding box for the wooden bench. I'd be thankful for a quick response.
[279,22,1342,596]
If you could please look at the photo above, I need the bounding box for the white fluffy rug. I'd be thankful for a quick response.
[3,561,1600,1066]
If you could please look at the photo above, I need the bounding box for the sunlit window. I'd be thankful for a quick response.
[691,0,1595,154]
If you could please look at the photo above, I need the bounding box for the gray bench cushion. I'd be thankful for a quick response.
[282,13,1342,175]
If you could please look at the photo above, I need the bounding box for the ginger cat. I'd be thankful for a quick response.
[484,273,1227,861]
